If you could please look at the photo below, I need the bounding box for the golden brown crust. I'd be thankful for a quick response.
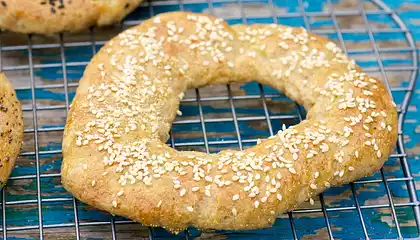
[61,12,398,232]
[0,0,142,34]
[0,72,23,188]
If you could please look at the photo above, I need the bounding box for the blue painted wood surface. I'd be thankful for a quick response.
[1,0,420,239]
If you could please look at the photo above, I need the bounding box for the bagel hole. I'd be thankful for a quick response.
[170,82,304,153]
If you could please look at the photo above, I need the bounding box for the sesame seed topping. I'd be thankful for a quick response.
[117,190,124,196]
[232,208,238,216]
[309,198,315,205]
[233,194,240,201]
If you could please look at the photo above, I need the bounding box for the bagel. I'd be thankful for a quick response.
[0,0,142,34]
[0,73,23,188]
[61,12,398,232]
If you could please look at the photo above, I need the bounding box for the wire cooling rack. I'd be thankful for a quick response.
[0,0,418,239]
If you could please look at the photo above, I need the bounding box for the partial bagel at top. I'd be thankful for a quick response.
[61,12,397,232]
[0,0,142,34]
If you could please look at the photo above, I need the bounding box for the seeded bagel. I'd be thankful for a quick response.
[61,12,398,232]
[0,0,142,34]
[0,73,23,188]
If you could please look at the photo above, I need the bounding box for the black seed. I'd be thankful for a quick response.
[58,0,64,8]
[124,3,130,9]
[0,104,8,113]
[1,1,6,7]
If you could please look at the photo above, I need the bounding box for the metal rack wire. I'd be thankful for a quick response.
[0,0,418,239]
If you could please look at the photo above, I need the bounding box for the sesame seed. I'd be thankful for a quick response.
[309,198,314,205]
[112,200,118,208]
[232,194,239,201]
[289,168,297,174]
[377,150,382,158]
[254,201,259,208]
[277,194,282,201]
[157,200,162,208]
[310,183,317,190]
[232,208,238,216]
[180,189,186,197]
[380,122,386,129]
[91,180,96,187]
[186,206,194,212]
[381,111,387,117]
